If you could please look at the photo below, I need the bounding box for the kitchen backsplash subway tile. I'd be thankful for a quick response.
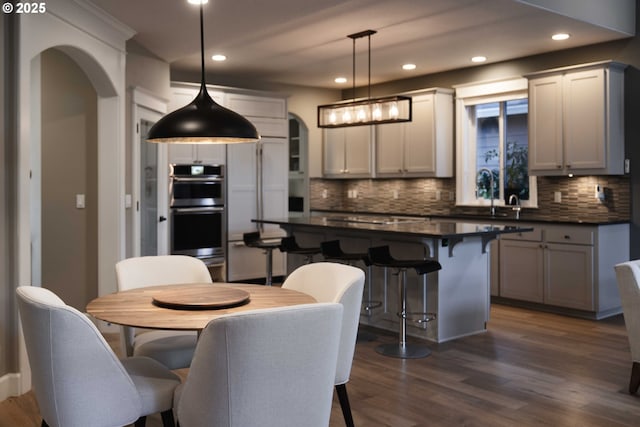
[310,175,630,222]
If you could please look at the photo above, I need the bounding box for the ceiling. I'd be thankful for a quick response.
[88,0,635,89]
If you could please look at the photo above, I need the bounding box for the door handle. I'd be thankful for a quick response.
[159,216,167,222]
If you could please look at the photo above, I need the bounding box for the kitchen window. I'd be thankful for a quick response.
[455,78,537,208]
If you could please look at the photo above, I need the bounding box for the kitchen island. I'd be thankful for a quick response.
[254,214,532,343]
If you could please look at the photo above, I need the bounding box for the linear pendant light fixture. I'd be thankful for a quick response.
[317,29,411,128]
[147,1,259,144]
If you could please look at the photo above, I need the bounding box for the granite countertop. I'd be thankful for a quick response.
[311,209,629,226]
[254,214,533,239]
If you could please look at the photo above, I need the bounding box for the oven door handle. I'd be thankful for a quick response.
[172,207,225,213]
[171,177,223,182]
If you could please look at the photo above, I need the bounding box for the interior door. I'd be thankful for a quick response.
[134,107,168,256]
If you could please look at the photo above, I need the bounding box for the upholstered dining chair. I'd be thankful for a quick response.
[614,260,640,393]
[282,262,365,427]
[115,255,213,369]
[174,303,343,427]
[16,285,180,427]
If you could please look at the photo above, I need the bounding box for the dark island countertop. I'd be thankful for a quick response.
[310,209,629,226]
[254,214,533,240]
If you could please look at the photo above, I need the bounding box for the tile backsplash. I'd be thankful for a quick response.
[310,175,630,222]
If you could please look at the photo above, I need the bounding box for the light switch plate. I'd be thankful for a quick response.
[76,194,85,209]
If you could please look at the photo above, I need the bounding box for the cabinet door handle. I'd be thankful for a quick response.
[557,165,562,169]
[564,235,571,240]
[159,216,167,222]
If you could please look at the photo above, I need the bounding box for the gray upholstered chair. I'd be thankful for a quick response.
[615,260,640,393]
[116,255,213,369]
[282,262,365,427]
[16,285,180,427]
[174,303,343,427]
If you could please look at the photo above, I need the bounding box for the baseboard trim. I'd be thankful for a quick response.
[0,373,22,401]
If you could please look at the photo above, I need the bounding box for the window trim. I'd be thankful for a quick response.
[454,77,537,208]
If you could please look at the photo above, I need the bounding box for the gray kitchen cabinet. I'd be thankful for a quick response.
[544,242,594,310]
[376,89,453,177]
[168,144,226,166]
[499,227,544,302]
[226,137,288,281]
[527,61,626,176]
[323,126,372,177]
[225,92,288,282]
[498,223,627,318]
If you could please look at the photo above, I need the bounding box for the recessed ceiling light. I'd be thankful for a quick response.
[187,0,208,4]
[334,77,348,84]
[402,63,416,70]
[211,54,226,61]
[471,56,487,63]
[552,33,570,41]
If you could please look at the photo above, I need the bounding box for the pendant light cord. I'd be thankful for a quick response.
[352,36,356,101]
[199,2,206,89]
[367,33,371,100]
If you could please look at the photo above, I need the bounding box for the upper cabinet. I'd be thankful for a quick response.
[376,88,453,177]
[226,93,288,138]
[323,126,372,177]
[526,61,626,176]
[167,86,226,165]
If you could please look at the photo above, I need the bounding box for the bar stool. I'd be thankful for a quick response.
[368,245,441,359]
[243,232,282,286]
[321,240,382,315]
[279,235,321,264]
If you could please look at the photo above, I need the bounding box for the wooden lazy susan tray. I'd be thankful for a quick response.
[152,284,251,310]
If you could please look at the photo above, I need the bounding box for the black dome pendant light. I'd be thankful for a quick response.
[147,1,259,144]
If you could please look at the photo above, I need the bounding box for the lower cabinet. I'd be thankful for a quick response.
[500,238,544,303]
[544,243,594,310]
[497,223,627,318]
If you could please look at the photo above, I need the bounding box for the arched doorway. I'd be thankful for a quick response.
[288,113,309,216]
[33,48,99,311]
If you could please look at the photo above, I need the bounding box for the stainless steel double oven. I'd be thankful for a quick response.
[169,164,225,266]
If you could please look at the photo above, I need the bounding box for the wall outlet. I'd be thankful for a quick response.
[554,191,562,203]
[322,189,328,199]
[392,189,399,199]
[435,190,441,201]
[595,185,605,202]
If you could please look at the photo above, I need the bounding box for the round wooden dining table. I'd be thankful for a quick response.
[86,283,316,331]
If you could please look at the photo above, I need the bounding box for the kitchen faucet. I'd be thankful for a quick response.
[508,194,521,220]
[477,168,495,217]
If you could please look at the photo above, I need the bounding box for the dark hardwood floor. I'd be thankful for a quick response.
[2,304,639,427]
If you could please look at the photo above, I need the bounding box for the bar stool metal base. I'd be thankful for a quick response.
[375,342,431,359]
